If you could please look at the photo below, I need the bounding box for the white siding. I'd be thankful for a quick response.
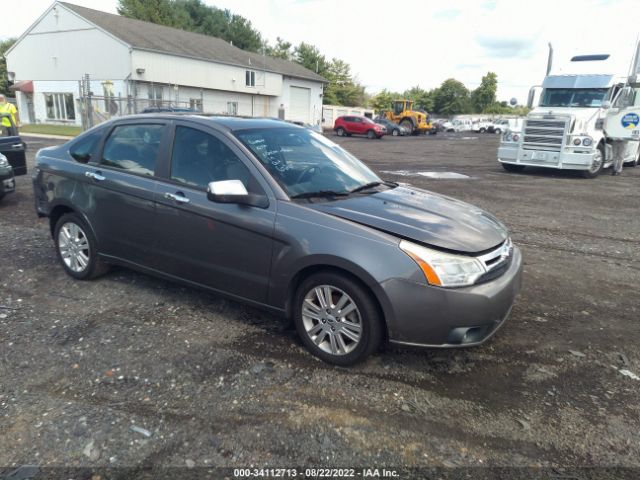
[131,50,283,97]
[6,4,131,82]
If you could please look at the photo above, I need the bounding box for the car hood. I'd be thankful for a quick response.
[308,186,508,253]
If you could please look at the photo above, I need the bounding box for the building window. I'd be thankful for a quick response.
[190,98,203,111]
[44,93,75,121]
[227,102,238,116]
[147,85,163,105]
[245,70,256,87]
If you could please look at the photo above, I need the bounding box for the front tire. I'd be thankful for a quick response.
[336,127,345,137]
[392,129,399,136]
[294,272,383,366]
[582,143,605,178]
[366,129,376,139]
[54,213,109,280]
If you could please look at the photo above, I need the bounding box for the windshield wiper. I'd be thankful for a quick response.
[349,180,397,194]
[290,190,350,199]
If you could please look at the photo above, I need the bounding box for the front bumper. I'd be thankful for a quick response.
[0,168,15,196]
[498,145,597,171]
[383,246,523,348]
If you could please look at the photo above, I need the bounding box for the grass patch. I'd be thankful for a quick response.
[20,124,82,137]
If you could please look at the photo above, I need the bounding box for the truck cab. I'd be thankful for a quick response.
[498,48,640,178]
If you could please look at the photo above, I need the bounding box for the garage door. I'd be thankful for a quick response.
[289,86,311,122]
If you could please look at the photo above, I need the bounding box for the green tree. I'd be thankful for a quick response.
[324,59,364,107]
[118,0,264,52]
[370,89,394,113]
[265,37,292,60]
[403,85,434,112]
[117,0,176,25]
[0,38,16,97]
[293,42,330,76]
[471,72,498,113]
[433,78,472,115]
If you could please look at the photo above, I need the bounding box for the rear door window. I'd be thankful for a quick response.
[101,124,165,176]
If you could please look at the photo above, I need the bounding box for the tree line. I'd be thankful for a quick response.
[0,0,528,116]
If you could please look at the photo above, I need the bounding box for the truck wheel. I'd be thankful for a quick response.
[582,144,605,178]
[502,163,525,173]
[400,119,414,135]
[479,127,486,133]
[494,128,502,134]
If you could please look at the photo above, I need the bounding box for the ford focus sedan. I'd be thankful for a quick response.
[33,115,522,365]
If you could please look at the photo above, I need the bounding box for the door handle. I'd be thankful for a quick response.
[85,171,105,181]
[11,143,23,149]
[164,192,190,204]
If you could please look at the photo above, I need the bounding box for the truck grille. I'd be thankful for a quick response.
[522,118,568,152]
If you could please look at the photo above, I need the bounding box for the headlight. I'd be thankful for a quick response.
[582,137,592,146]
[512,133,520,141]
[573,138,581,146]
[399,240,487,288]
[0,154,8,167]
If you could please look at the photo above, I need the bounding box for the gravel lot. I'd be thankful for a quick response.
[1,132,639,478]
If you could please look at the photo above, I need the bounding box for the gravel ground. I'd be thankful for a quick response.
[1,132,639,478]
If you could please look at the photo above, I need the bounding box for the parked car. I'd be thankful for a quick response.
[0,114,27,201]
[33,115,522,365]
[285,120,323,134]
[334,115,386,139]
[488,119,523,134]
[374,118,408,136]
[0,153,15,201]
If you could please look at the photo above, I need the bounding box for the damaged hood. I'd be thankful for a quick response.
[308,186,508,253]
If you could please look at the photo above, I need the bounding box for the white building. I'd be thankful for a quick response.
[6,1,327,127]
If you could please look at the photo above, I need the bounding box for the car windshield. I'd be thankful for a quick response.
[539,88,609,108]
[235,128,382,198]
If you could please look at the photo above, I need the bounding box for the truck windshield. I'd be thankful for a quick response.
[539,88,609,108]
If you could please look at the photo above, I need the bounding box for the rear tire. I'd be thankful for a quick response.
[294,272,383,366]
[479,127,486,133]
[582,143,605,178]
[392,129,399,136]
[54,213,109,280]
[502,163,525,173]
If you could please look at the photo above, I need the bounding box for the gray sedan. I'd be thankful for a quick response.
[33,116,522,365]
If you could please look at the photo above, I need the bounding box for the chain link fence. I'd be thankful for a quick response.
[78,95,202,130]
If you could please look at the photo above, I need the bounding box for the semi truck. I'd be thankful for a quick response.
[498,42,640,178]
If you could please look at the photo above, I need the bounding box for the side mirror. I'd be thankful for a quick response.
[601,100,611,109]
[207,179,268,208]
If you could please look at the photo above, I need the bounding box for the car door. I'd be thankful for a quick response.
[352,117,365,135]
[0,116,26,175]
[152,122,276,304]
[81,120,170,265]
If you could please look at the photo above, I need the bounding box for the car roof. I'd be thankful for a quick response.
[109,114,301,132]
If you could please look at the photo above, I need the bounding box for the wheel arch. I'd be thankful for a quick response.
[284,262,390,343]
[48,201,97,243]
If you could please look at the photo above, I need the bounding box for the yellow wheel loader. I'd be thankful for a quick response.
[383,100,434,135]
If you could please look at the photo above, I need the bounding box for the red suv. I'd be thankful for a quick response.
[334,115,386,139]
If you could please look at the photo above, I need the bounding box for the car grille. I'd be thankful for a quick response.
[474,238,513,284]
[522,118,568,152]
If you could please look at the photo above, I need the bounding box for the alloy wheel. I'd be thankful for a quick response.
[58,222,91,273]
[301,285,362,356]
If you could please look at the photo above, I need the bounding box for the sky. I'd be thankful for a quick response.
[5,0,640,104]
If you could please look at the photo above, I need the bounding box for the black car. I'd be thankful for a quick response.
[374,118,407,136]
[0,114,27,200]
[33,115,521,365]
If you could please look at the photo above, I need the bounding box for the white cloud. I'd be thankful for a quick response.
[6,0,640,105]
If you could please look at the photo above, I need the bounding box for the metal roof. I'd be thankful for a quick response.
[60,2,327,84]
